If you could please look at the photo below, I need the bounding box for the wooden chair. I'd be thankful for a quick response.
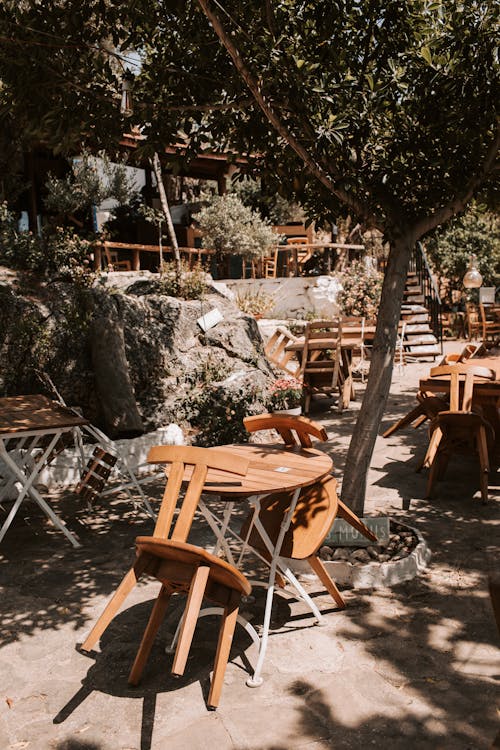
[241,414,377,609]
[263,248,280,278]
[466,303,482,340]
[105,248,132,271]
[244,412,328,447]
[264,326,301,377]
[81,445,251,709]
[479,303,500,347]
[383,343,481,439]
[287,237,313,275]
[300,319,343,414]
[424,364,496,503]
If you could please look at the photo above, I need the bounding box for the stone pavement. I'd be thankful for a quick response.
[0,344,499,750]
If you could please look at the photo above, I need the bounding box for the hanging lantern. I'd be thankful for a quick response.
[120,73,134,117]
[463,254,483,289]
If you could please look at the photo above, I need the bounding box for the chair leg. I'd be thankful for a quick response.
[476,426,490,503]
[81,556,149,652]
[336,499,377,543]
[307,555,346,610]
[426,448,445,499]
[418,426,442,472]
[303,389,311,415]
[128,584,172,686]
[207,590,240,710]
[382,404,425,438]
[171,565,210,677]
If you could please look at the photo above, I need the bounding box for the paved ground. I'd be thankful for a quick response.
[1,344,499,750]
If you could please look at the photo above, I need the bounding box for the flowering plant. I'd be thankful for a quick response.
[336,259,383,318]
[267,376,303,411]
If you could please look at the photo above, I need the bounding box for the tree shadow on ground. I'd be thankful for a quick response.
[53,597,262,750]
[0,481,255,645]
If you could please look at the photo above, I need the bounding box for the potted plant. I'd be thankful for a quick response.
[268,376,303,415]
[235,289,275,319]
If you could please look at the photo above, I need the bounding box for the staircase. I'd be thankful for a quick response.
[400,243,442,360]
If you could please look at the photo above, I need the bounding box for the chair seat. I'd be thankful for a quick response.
[135,537,252,596]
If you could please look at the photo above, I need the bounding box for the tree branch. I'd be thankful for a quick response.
[413,125,500,239]
[196,0,375,224]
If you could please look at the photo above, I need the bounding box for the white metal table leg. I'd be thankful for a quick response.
[0,435,81,547]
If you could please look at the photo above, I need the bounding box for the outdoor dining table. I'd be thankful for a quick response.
[0,394,155,548]
[285,325,376,409]
[161,441,333,686]
[418,355,500,447]
[0,394,90,547]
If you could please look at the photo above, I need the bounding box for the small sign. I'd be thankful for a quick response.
[479,287,496,304]
[326,516,390,547]
[197,308,224,332]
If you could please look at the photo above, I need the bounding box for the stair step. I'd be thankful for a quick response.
[404,287,422,295]
[405,344,441,356]
[405,323,433,333]
[402,314,430,324]
[405,295,425,304]
[401,305,428,314]
[406,334,438,345]
[406,277,421,286]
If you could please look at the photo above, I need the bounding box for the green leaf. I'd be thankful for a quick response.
[420,46,433,65]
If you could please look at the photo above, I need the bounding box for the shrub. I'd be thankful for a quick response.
[336,259,383,319]
[425,204,500,305]
[195,193,277,260]
[0,203,94,282]
[159,260,207,300]
[235,289,275,316]
[184,383,264,446]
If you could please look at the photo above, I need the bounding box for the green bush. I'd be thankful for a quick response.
[0,202,93,281]
[183,382,264,446]
[159,260,208,300]
[195,193,277,260]
[425,204,500,305]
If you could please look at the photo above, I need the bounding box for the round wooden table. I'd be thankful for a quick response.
[202,443,333,496]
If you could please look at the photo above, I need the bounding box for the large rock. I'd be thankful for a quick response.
[0,270,273,440]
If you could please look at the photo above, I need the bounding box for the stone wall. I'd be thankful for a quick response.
[0,270,273,439]
[221,276,341,319]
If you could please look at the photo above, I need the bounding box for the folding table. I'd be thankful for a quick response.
[157,442,333,686]
[0,395,155,547]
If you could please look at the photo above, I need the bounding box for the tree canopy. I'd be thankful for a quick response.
[0,0,498,510]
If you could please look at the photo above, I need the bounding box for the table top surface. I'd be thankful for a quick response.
[419,356,500,395]
[0,395,89,435]
[168,443,333,497]
[286,328,376,351]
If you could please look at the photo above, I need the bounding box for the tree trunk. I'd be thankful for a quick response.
[340,233,414,515]
[90,315,144,438]
[151,152,181,274]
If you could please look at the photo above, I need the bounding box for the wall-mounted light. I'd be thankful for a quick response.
[463,254,483,289]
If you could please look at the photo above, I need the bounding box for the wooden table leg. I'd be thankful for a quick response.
[132,249,140,271]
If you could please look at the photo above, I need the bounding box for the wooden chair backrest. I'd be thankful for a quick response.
[243,413,328,448]
[263,248,279,278]
[300,319,342,385]
[147,445,249,542]
[264,326,300,377]
[429,364,496,412]
[241,474,338,559]
[303,319,342,355]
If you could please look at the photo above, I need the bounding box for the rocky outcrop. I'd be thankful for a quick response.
[0,270,273,440]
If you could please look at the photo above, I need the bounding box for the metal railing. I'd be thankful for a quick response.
[408,242,442,344]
